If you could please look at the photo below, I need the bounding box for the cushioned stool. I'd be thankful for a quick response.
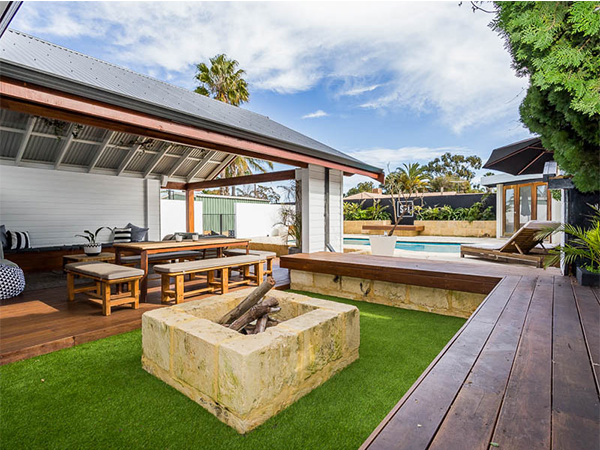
[65,262,144,316]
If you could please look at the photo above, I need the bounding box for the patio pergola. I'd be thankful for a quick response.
[0,29,383,252]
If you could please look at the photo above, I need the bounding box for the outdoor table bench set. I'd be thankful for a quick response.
[64,238,276,316]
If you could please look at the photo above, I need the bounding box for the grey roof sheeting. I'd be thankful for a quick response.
[0,30,382,176]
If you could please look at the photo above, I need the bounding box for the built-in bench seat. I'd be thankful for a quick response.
[224,249,277,275]
[5,244,115,273]
[362,224,425,235]
[65,262,144,316]
[154,255,265,303]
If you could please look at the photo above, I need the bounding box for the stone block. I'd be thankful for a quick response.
[290,270,313,290]
[142,308,197,372]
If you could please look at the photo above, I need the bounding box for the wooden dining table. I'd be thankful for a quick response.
[113,238,250,302]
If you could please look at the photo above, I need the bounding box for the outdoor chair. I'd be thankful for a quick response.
[460,220,558,267]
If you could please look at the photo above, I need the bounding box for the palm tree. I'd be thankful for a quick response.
[195,54,271,194]
[194,54,249,106]
[396,163,429,194]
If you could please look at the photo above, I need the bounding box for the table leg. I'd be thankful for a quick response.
[246,243,249,255]
[217,247,223,258]
[140,250,149,302]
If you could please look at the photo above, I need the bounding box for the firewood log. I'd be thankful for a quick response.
[217,276,276,325]
[252,315,269,334]
[229,297,280,332]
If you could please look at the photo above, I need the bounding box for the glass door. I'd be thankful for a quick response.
[504,187,515,235]
[536,184,549,220]
[519,185,532,225]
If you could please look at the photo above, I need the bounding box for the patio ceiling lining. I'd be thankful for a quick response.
[0,108,234,184]
[0,77,384,183]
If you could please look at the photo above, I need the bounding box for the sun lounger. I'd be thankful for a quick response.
[460,220,558,267]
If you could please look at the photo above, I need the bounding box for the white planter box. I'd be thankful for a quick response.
[369,235,397,256]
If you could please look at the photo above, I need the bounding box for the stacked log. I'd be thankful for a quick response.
[217,277,280,334]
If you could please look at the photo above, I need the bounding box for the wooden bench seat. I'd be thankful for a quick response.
[153,255,265,304]
[362,224,425,236]
[224,249,277,275]
[65,262,144,316]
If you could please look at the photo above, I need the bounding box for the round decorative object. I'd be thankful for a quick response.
[0,263,26,300]
[84,244,102,256]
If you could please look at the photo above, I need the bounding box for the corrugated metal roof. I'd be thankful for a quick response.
[0,29,382,176]
[0,130,21,157]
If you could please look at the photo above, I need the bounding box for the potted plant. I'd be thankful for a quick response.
[278,180,302,254]
[538,205,600,286]
[75,227,106,256]
[369,166,424,256]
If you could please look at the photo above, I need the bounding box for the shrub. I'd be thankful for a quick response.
[414,202,495,222]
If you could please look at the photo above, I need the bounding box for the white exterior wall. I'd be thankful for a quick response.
[496,183,504,238]
[160,199,203,239]
[328,169,344,252]
[298,165,344,253]
[0,165,160,247]
[235,203,283,238]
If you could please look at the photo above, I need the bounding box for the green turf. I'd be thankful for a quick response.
[0,292,465,450]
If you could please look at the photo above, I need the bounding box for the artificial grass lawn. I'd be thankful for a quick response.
[1,292,465,449]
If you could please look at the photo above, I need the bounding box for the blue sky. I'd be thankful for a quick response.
[11,1,532,193]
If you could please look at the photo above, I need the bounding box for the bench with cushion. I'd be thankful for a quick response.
[224,249,277,275]
[153,255,265,304]
[65,262,144,316]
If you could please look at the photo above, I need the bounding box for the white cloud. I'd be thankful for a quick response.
[12,2,527,133]
[341,84,382,97]
[302,110,329,119]
[347,146,473,170]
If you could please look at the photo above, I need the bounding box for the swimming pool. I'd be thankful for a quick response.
[344,237,461,253]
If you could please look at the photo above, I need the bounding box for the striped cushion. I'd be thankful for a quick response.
[113,228,132,243]
[8,231,31,250]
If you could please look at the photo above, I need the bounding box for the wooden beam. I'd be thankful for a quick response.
[143,143,172,178]
[88,130,115,172]
[207,155,236,181]
[187,169,296,191]
[186,190,194,233]
[167,148,194,178]
[117,143,142,176]
[54,123,76,168]
[0,78,384,182]
[15,116,35,165]
[164,181,187,190]
[186,150,216,182]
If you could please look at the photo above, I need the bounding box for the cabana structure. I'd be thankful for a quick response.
[0,30,383,257]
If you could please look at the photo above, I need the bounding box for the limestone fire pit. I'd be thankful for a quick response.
[141,289,360,433]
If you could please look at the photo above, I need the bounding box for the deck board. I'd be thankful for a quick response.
[428,276,536,450]
[352,259,600,450]
[0,261,289,365]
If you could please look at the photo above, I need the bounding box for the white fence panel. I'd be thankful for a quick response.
[160,199,202,238]
[235,203,283,238]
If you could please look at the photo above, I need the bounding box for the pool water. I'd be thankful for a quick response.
[344,238,461,254]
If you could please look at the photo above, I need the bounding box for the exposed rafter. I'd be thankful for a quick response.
[167,148,194,178]
[117,143,142,176]
[143,143,172,178]
[54,123,76,169]
[187,169,296,191]
[186,150,217,182]
[14,116,35,165]
[207,154,236,180]
[88,130,115,172]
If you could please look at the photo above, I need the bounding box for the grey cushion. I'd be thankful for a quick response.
[225,249,276,259]
[126,223,149,242]
[65,262,144,280]
[154,255,263,274]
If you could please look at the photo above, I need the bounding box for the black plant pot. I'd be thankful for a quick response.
[288,247,302,255]
[576,266,600,287]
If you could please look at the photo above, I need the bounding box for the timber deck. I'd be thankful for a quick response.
[281,253,600,450]
[0,260,289,365]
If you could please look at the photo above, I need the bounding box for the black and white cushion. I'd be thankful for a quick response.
[7,231,31,250]
[113,228,132,243]
[0,263,26,300]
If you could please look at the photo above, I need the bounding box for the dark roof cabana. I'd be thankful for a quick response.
[0,30,384,188]
[483,136,554,176]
